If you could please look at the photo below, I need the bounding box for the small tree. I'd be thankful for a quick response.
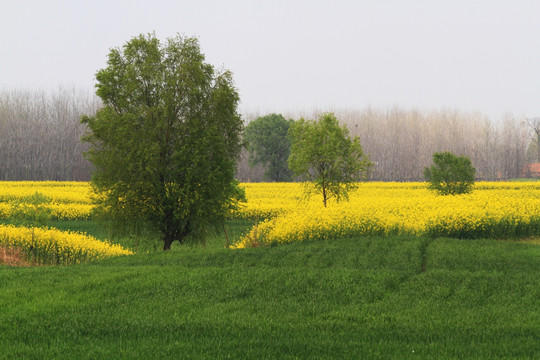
[81,33,244,250]
[244,114,294,181]
[424,151,476,195]
[288,112,373,207]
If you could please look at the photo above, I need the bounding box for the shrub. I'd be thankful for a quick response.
[424,151,476,195]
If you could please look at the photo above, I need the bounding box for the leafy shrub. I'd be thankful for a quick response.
[424,151,476,195]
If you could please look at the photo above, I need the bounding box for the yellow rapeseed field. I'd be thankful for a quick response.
[234,182,540,248]
[0,181,92,203]
[2,181,540,251]
[0,182,131,264]
[0,181,93,220]
[0,224,133,265]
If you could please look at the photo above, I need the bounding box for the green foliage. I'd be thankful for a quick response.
[244,113,294,181]
[424,151,476,195]
[288,112,373,206]
[81,33,244,250]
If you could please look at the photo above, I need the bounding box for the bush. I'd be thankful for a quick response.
[424,151,476,195]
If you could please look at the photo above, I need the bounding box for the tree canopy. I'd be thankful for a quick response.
[424,151,476,195]
[288,112,373,207]
[81,33,244,250]
[244,113,294,181]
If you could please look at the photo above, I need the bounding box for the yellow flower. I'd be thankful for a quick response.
[0,224,132,265]
[234,182,540,248]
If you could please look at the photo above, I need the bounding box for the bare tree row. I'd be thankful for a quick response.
[0,89,532,182]
[0,88,99,181]
[239,107,531,182]
[340,107,529,181]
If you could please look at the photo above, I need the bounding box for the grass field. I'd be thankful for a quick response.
[2,224,540,359]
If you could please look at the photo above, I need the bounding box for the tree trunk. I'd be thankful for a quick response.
[163,224,190,251]
[537,131,540,163]
[222,221,230,248]
[163,235,174,251]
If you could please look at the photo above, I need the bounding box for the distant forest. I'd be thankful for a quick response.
[0,89,536,182]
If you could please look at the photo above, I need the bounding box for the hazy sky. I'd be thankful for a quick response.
[2,0,539,119]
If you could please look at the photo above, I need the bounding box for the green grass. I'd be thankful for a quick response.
[0,219,256,251]
[2,231,540,359]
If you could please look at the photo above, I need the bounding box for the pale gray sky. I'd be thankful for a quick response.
[2,0,539,119]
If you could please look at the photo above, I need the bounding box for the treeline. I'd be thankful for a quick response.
[0,89,99,181]
[0,89,533,182]
[339,107,530,181]
[239,108,532,182]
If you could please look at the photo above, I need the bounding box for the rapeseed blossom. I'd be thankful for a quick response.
[0,224,133,265]
[234,182,540,248]
[0,181,92,203]
[2,181,540,250]
[0,181,93,220]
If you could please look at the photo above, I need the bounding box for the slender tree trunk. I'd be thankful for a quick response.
[536,131,540,163]
[222,221,230,248]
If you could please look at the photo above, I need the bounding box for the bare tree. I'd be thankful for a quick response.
[527,117,540,163]
[0,88,100,181]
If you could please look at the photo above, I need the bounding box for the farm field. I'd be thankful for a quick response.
[2,236,540,358]
[2,181,540,242]
[1,181,540,358]
[237,181,540,247]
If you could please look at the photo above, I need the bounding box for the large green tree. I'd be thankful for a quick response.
[81,33,244,250]
[288,112,373,207]
[244,113,293,181]
[424,151,476,195]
